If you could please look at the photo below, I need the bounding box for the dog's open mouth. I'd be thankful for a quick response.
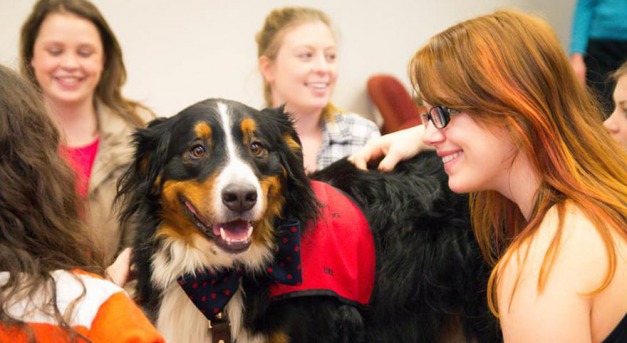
[212,220,253,252]
[183,198,253,254]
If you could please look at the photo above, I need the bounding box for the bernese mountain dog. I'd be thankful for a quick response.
[116,98,500,343]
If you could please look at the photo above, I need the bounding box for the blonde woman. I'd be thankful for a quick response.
[257,6,380,173]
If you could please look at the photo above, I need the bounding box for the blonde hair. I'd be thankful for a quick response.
[256,6,339,121]
[410,10,627,315]
[612,60,627,81]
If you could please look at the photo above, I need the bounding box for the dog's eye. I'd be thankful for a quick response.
[250,142,266,157]
[190,145,206,158]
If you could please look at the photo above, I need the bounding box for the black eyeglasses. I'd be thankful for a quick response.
[420,106,461,129]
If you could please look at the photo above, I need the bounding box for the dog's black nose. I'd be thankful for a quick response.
[222,184,257,212]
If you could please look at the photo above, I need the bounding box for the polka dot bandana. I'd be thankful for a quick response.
[267,220,302,286]
[177,268,241,320]
[177,220,302,321]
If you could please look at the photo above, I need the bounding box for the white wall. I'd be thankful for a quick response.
[0,0,575,122]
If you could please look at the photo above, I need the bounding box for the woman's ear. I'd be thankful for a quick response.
[258,55,275,83]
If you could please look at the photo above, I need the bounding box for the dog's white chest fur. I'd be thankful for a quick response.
[151,240,270,343]
[156,282,266,343]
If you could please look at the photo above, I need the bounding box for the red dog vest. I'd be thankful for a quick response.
[269,180,375,307]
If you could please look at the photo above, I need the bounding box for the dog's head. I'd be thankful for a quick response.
[117,98,318,270]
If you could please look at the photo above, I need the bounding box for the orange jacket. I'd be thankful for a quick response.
[0,270,163,343]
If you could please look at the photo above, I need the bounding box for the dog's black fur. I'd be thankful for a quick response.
[312,157,500,342]
[117,98,500,343]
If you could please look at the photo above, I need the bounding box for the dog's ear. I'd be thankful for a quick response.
[122,117,172,194]
[134,117,173,185]
[261,105,301,146]
[260,105,304,174]
[116,117,173,225]
[260,105,320,224]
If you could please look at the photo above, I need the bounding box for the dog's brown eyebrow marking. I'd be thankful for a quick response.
[241,118,258,146]
[194,122,212,139]
[240,118,257,136]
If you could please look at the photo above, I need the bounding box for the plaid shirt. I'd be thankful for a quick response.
[316,112,381,170]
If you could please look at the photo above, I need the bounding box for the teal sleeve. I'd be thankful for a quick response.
[569,0,596,55]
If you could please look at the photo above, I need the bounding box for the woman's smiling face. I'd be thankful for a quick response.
[30,12,104,107]
[262,20,337,115]
[421,101,518,195]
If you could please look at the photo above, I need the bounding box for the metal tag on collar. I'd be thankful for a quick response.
[209,312,231,343]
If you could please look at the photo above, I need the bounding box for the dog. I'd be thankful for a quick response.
[311,155,500,343]
[116,98,500,343]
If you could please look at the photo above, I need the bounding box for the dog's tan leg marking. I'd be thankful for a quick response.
[438,315,475,343]
[268,331,289,343]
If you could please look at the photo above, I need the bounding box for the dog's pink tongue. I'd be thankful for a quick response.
[214,220,252,241]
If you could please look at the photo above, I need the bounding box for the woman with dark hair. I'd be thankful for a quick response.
[0,64,163,342]
[19,0,155,266]
[352,10,627,342]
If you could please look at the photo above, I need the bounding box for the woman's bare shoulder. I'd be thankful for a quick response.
[496,205,612,342]
[518,204,608,289]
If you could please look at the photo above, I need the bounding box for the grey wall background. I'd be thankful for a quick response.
[0,0,576,123]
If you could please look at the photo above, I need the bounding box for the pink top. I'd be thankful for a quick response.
[60,138,100,198]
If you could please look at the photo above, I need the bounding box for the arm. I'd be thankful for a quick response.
[105,247,133,287]
[349,124,427,171]
[570,53,587,85]
[569,0,595,84]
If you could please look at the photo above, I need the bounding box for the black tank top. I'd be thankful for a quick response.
[603,313,627,343]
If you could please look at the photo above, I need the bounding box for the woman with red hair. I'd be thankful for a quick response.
[352,10,627,342]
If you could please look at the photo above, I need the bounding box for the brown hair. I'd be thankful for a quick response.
[256,6,339,120]
[409,10,627,315]
[19,0,149,126]
[0,64,104,341]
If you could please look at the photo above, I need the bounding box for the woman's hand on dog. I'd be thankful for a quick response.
[349,125,428,171]
[106,247,134,287]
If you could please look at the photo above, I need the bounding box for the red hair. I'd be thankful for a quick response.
[409,10,627,315]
